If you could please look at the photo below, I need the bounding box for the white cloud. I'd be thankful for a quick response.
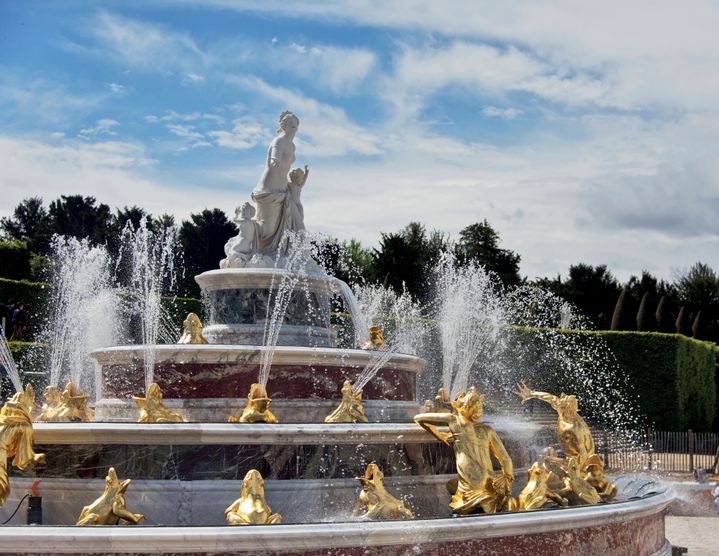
[145,110,225,124]
[106,82,125,93]
[482,106,523,120]
[79,118,120,137]
[233,76,383,157]
[166,123,204,139]
[182,73,206,86]
[208,116,266,150]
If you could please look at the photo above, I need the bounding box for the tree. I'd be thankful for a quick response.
[455,220,521,287]
[636,292,657,331]
[675,262,719,314]
[675,306,692,336]
[178,209,237,296]
[48,195,112,245]
[692,310,707,340]
[372,222,449,299]
[0,197,53,253]
[562,264,621,329]
[655,296,674,333]
[611,288,632,331]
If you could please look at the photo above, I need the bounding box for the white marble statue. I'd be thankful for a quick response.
[251,111,308,254]
[220,203,258,269]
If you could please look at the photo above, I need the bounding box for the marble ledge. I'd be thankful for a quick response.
[0,488,674,554]
[89,344,426,371]
[31,422,442,445]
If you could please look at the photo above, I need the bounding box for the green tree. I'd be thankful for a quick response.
[0,197,53,253]
[610,288,632,331]
[0,241,31,280]
[455,220,521,287]
[692,310,707,340]
[636,291,657,331]
[561,264,621,329]
[48,195,112,245]
[675,306,692,336]
[178,209,237,297]
[655,296,674,333]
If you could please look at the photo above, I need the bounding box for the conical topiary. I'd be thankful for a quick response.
[611,288,632,331]
[675,306,692,336]
[636,292,657,331]
[692,310,706,340]
[655,296,674,333]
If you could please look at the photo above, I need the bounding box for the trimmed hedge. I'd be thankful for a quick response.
[585,331,717,432]
[0,241,31,280]
[0,277,51,340]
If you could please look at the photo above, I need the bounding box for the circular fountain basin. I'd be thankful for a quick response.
[90,345,425,422]
[0,480,673,555]
[195,269,343,346]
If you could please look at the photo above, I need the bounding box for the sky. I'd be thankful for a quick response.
[1,0,718,281]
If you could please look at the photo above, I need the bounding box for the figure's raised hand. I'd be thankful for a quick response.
[303,165,309,185]
[515,382,533,404]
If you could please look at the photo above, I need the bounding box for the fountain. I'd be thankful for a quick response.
[0,111,672,556]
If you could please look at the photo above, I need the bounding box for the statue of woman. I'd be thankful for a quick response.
[251,111,303,254]
[414,387,515,515]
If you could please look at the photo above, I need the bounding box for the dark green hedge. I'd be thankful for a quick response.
[0,241,31,280]
[0,277,51,340]
[588,331,717,431]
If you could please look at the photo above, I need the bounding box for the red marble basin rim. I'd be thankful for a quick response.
[89,345,426,372]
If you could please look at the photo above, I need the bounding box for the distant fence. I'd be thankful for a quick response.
[594,429,719,473]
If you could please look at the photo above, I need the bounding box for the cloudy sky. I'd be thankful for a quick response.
[1,1,718,281]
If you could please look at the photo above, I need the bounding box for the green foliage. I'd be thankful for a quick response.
[636,292,657,331]
[598,332,718,431]
[692,310,707,340]
[455,220,522,287]
[610,288,629,330]
[0,197,52,253]
[0,277,50,340]
[178,209,237,297]
[163,297,206,339]
[655,296,674,333]
[675,306,692,336]
[48,195,112,245]
[0,241,32,280]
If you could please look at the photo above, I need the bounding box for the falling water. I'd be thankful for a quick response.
[0,328,22,393]
[334,280,371,348]
[354,284,430,356]
[257,231,315,389]
[43,236,119,399]
[117,221,178,391]
[352,347,398,393]
[431,253,507,397]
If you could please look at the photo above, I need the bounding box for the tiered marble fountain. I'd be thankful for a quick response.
[0,112,672,556]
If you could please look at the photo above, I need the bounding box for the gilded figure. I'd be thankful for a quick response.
[361,326,386,350]
[76,467,145,525]
[177,312,208,344]
[558,457,602,506]
[37,385,63,422]
[133,382,185,423]
[518,461,567,510]
[225,469,282,525]
[229,383,278,424]
[584,454,618,502]
[353,463,413,520]
[414,387,516,515]
[0,384,45,508]
[324,380,368,423]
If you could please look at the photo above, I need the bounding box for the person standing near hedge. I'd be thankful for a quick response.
[1,299,15,337]
[9,302,25,341]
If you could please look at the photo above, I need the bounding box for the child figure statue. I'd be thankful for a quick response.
[414,387,516,515]
[220,203,258,268]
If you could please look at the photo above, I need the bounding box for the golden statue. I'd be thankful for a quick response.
[584,454,618,502]
[557,457,601,506]
[415,387,516,515]
[518,462,567,511]
[225,469,282,525]
[0,384,45,508]
[361,325,386,350]
[37,385,63,422]
[177,312,208,345]
[516,383,617,505]
[38,382,94,422]
[76,467,145,525]
[228,383,278,424]
[353,463,413,520]
[133,382,185,423]
[324,380,369,423]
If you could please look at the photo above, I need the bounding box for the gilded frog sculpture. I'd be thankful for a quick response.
[353,463,413,520]
[225,469,282,525]
[177,312,208,345]
[324,380,368,423]
[133,382,185,423]
[229,383,278,424]
[76,467,145,525]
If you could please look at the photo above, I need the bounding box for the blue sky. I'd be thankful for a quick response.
[1,1,718,280]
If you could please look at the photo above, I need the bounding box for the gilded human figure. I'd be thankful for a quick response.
[516,383,595,467]
[414,387,515,515]
[252,111,308,254]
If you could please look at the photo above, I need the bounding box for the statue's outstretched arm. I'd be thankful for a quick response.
[516,383,558,409]
[414,412,453,445]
